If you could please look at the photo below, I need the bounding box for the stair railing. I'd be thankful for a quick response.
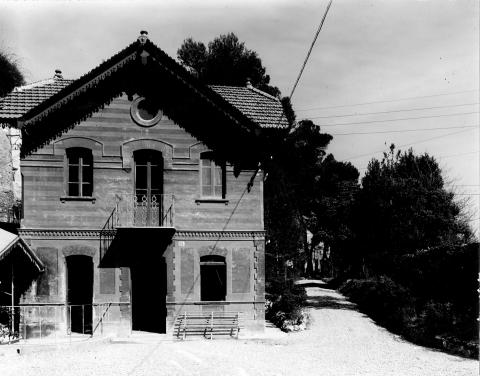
[90,303,112,337]
[99,202,119,261]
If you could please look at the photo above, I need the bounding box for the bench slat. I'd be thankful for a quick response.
[174,311,241,340]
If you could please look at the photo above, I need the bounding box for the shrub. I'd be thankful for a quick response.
[266,281,307,331]
[340,276,478,358]
[340,276,415,328]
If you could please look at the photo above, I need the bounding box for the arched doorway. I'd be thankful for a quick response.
[133,150,163,226]
[66,255,93,334]
[200,255,226,301]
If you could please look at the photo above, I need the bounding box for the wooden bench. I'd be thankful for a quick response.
[173,312,241,340]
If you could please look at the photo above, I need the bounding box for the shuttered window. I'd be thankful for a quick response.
[66,148,93,197]
[200,152,225,198]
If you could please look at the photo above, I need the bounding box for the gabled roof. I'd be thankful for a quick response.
[209,85,288,129]
[0,79,288,129]
[0,228,44,272]
[0,32,288,164]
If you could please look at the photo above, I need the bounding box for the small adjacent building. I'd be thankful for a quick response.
[0,31,288,338]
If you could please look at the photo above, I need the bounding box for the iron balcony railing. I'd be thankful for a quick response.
[112,193,174,228]
[99,194,174,260]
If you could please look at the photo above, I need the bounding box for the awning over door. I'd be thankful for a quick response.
[100,227,175,267]
[0,228,44,272]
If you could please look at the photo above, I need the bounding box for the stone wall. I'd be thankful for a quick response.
[0,128,14,222]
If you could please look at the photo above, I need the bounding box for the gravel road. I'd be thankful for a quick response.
[2,284,477,376]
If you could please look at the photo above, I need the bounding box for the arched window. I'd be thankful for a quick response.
[200,152,226,198]
[66,148,93,197]
[200,255,226,301]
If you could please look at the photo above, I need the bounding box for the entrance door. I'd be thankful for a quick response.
[66,255,93,334]
[134,150,163,226]
[131,256,167,333]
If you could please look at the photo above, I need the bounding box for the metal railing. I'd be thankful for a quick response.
[99,205,119,261]
[0,303,128,344]
[103,193,174,228]
[99,194,174,260]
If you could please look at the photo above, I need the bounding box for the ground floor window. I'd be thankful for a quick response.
[200,255,226,301]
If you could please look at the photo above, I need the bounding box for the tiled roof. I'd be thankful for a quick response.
[0,77,288,130]
[210,85,289,129]
[0,78,73,119]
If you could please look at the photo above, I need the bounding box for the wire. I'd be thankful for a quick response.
[317,111,479,127]
[306,102,479,119]
[296,89,479,111]
[342,128,474,162]
[331,124,478,136]
[439,150,480,159]
[289,0,333,100]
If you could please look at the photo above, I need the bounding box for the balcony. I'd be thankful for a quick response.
[113,193,174,228]
[99,194,175,265]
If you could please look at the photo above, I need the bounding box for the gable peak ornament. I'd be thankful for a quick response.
[138,30,149,45]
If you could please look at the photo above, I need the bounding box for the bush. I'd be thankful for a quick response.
[392,243,479,307]
[340,277,415,331]
[266,281,308,331]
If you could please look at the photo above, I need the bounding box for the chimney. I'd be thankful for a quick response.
[246,78,253,89]
[138,30,149,45]
[54,69,63,79]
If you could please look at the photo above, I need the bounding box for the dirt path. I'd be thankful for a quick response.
[2,284,478,375]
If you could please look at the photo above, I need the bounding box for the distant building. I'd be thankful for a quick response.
[0,31,288,338]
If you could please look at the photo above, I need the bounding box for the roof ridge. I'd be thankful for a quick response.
[14,77,73,92]
[248,86,280,102]
[208,84,280,102]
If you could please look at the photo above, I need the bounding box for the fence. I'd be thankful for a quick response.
[0,302,129,344]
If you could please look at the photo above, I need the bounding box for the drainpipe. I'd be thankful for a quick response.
[11,262,14,335]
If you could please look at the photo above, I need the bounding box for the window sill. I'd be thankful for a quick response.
[195,198,229,205]
[60,196,96,204]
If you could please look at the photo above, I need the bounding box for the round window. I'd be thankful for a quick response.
[130,97,162,127]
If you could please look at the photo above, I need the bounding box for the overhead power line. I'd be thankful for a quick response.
[331,124,478,136]
[439,150,480,159]
[297,89,479,111]
[318,111,479,127]
[342,128,474,162]
[306,102,479,119]
[289,0,333,100]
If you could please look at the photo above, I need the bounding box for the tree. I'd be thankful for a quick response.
[178,33,281,98]
[0,51,24,97]
[354,145,472,274]
[265,120,338,278]
[306,154,360,277]
[177,34,358,281]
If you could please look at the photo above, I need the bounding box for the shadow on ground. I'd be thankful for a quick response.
[305,293,357,310]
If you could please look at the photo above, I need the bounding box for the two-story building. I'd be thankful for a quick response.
[0,31,288,338]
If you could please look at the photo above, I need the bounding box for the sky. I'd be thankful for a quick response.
[0,0,479,232]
